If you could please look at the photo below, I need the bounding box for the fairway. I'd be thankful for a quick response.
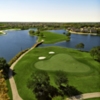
[13,47,100,100]
[35,54,91,73]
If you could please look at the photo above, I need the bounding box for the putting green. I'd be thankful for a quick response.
[35,54,91,73]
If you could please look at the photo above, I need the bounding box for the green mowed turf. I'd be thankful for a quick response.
[38,31,67,43]
[35,54,91,73]
[13,47,100,100]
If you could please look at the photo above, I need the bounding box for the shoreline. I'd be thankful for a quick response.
[5,29,21,31]
[0,29,21,35]
[0,30,6,35]
[69,31,97,35]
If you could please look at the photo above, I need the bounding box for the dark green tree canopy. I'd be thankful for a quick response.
[27,71,51,99]
[55,71,68,87]
[29,30,35,35]
[0,57,9,78]
[27,71,50,89]
[0,58,7,70]
[75,43,84,50]
[66,32,71,36]
[90,46,100,62]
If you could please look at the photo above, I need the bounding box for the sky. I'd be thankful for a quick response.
[0,0,100,22]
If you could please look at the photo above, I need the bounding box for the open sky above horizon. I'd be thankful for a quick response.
[0,0,100,22]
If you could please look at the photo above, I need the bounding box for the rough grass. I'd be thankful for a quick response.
[84,98,100,100]
[6,80,12,100]
[14,47,100,100]
[0,71,10,100]
[35,54,91,73]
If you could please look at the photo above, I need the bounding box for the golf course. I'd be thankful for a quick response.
[13,46,100,100]
[0,0,100,100]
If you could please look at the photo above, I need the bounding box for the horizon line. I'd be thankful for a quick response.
[0,21,100,23]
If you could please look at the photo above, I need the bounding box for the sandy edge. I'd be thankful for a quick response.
[0,31,6,34]
[69,31,97,35]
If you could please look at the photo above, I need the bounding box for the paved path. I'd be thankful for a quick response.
[8,42,42,100]
[67,92,100,100]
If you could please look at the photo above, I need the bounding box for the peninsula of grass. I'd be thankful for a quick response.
[13,46,100,100]
[0,31,7,35]
[29,31,68,43]
[0,31,4,35]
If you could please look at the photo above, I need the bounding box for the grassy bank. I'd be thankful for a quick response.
[8,49,29,66]
[13,46,100,100]
[0,32,3,35]
[0,31,5,35]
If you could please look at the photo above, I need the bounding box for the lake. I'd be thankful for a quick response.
[0,29,100,62]
[39,30,100,51]
[0,30,37,62]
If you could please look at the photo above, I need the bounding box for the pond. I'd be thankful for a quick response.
[0,30,37,62]
[39,30,100,51]
[0,29,100,62]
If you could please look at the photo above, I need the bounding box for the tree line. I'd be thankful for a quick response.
[0,22,100,31]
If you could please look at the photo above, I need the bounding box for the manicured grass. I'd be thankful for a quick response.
[14,47,100,100]
[35,54,91,73]
[40,31,67,43]
[30,31,67,43]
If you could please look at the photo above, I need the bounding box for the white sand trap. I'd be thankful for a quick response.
[49,51,55,54]
[41,39,44,42]
[38,56,46,60]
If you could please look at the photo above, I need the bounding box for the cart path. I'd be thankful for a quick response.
[8,42,43,100]
[67,92,100,100]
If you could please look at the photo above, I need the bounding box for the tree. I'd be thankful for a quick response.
[29,30,35,35]
[0,58,9,78]
[90,46,100,62]
[63,32,66,35]
[41,33,44,37]
[36,30,40,36]
[0,70,10,100]
[0,58,6,70]
[55,71,68,88]
[27,71,51,100]
[66,32,71,36]
[75,43,84,50]
[54,71,82,97]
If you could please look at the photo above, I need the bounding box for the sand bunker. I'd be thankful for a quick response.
[49,51,55,54]
[38,57,46,60]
